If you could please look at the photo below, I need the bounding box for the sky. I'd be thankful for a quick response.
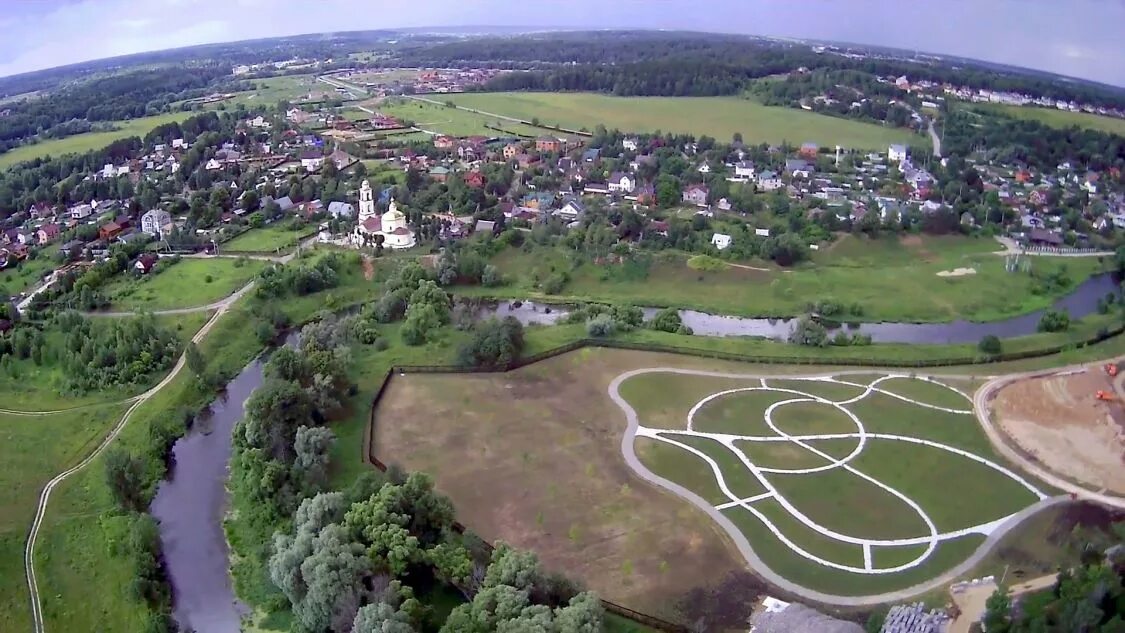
[1,0,1124,87]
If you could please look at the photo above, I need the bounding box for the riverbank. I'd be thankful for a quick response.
[466,240,1108,324]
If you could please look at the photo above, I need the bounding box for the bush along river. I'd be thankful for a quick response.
[479,273,1119,344]
[150,332,299,633]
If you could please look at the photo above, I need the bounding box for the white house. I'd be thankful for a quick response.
[711,232,732,250]
[69,204,93,220]
[327,201,355,218]
[697,163,712,174]
[756,170,783,191]
[301,152,324,172]
[889,144,908,162]
[755,228,770,237]
[556,199,586,222]
[249,115,271,128]
[205,158,222,171]
[171,138,186,149]
[141,209,173,237]
[101,163,116,178]
[734,161,757,179]
[607,172,636,194]
[622,137,639,152]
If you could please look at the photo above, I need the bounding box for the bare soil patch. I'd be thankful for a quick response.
[936,267,977,278]
[361,255,375,281]
[372,349,778,623]
[991,369,1125,493]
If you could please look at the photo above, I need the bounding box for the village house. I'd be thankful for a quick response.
[888,144,908,162]
[556,198,586,222]
[503,143,523,159]
[734,161,757,180]
[785,159,814,178]
[134,253,158,274]
[98,221,123,241]
[327,201,355,219]
[757,170,783,191]
[536,136,564,153]
[205,158,223,171]
[622,137,639,152]
[300,151,325,172]
[433,135,456,150]
[141,209,173,237]
[607,172,636,194]
[69,203,93,220]
[37,223,61,243]
[464,171,486,189]
[799,142,819,159]
[429,166,451,183]
[582,148,601,163]
[711,232,732,250]
[683,184,709,207]
[583,181,610,195]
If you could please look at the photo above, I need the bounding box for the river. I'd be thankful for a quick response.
[484,273,1119,344]
[150,332,298,633]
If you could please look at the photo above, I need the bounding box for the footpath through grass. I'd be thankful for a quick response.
[0,112,193,171]
[448,92,922,149]
[102,258,266,311]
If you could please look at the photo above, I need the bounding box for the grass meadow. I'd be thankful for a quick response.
[976,103,1125,136]
[101,257,266,311]
[447,92,923,148]
[0,112,194,171]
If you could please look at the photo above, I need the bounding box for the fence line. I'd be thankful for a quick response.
[361,325,1125,632]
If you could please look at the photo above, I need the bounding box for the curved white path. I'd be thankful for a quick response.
[609,367,1068,605]
[24,304,230,633]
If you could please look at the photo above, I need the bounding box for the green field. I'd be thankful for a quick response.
[623,370,1044,595]
[977,103,1125,136]
[224,73,326,107]
[1,255,56,295]
[0,403,129,632]
[0,112,194,171]
[222,224,307,253]
[102,257,265,311]
[378,98,569,139]
[447,92,922,148]
[466,235,1102,323]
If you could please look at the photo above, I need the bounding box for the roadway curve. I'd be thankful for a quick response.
[928,118,942,158]
[607,367,1071,606]
[24,296,235,632]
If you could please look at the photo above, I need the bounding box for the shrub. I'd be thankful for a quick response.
[978,335,1002,355]
[686,255,728,272]
[542,272,568,295]
[481,264,503,287]
[649,307,692,335]
[204,274,213,283]
[586,314,616,338]
[1037,309,1070,333]
[456,317,525,369]
[788,316,828,347]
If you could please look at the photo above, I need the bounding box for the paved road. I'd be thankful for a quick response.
[24,297,235,633]
[928,119,942,158]
[606,366,1070,606]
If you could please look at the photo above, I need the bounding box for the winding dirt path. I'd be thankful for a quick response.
[607,367,1069,606]
[24,303,231,633]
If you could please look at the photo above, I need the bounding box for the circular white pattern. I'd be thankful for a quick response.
[633,375,1045,574]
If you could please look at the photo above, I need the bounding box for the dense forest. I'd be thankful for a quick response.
[401,32,1125,107]
[0,65,232,153]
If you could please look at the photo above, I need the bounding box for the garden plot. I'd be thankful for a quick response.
[617,370,1048,595]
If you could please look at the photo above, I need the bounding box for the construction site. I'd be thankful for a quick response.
[989,362,1125,495]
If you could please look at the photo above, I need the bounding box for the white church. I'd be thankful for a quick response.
[351,179,416,249]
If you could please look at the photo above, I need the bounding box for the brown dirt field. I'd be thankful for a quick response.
[362,255,375,280]
[371,349,826,624]
[991,369,1125,494]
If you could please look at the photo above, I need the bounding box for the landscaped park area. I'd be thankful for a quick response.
[369,346,1064,623]
[446,92,923,148]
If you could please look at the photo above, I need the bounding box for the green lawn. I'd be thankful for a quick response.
[975,103,1125,136]
[222,224,307,253]
[102,258,266,311]
[0,112,194,171]
[621,371,1046,594]
[469,236,1103,323]
[223,73,326,108]
[447,92,923,149]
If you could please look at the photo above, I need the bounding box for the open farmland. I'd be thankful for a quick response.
[447,92,922,148]
[378,98,576,140]
[0,112,193,170]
